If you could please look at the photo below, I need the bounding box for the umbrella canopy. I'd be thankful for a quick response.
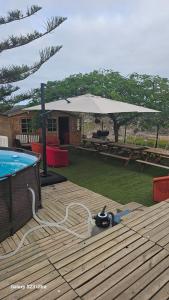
[25,94,159,114]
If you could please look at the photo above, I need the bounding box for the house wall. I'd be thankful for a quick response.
[0,115,12,146]
[10,111,81,146]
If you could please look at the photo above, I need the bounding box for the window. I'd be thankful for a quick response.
[47,119,57,132]
[21,118,32,133]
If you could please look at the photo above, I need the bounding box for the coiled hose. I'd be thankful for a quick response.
[0,186,93,259]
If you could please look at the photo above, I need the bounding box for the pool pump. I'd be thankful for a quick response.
[93,205,115,228]
[91,205,130,236]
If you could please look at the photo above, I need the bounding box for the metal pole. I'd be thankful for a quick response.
[40,83,47,176]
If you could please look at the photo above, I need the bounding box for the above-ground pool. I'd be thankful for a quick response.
[0,150,38,178]
[0,147,41,242]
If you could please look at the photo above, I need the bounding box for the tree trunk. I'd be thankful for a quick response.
[124,125,127,143]
[113,119,119,142]
[155,124,159,148]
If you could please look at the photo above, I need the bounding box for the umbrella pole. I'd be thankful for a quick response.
[40,83,47,177]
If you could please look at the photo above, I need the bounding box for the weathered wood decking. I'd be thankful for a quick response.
[1,182,169,299]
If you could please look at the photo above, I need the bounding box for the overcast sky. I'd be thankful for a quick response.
[1,0,169,94]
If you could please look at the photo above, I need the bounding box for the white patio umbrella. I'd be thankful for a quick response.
[26,94,159,114]
[25,93,159,177]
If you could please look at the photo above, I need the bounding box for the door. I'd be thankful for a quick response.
[58,117,69,145]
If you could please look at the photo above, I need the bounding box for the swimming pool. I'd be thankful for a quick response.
[0,148,41,242]
[0,150,37,178]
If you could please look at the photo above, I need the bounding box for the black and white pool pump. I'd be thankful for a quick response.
[93,205,115,228]
[91,205,130,236]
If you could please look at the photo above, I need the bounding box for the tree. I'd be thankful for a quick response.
[129,74,169,146]
[0,5,66,112]
[30,69,169,142]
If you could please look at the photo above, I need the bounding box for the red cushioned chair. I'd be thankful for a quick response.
[46,146,69,167]
[153,176,169,202]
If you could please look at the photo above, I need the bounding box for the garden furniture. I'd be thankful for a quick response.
[46,146,69,167]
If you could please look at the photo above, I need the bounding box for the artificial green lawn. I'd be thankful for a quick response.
[53,148,169,207]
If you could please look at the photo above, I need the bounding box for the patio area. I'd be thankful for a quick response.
[1,181,169,299]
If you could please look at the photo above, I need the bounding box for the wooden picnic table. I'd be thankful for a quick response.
[143,147,169,163]
[108,142,147,151]
[144,147,169,157]
[136,147,169,170]
[81,140,148,165]
[82,138,109,150]
[108,142,147,160]
[82,138,109,144]
[100,143,148,166]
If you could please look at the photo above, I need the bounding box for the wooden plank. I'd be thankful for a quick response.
[151,281,169,300]
[59,231,140,277]
[66,235,147,287]
[142,219,169,242]
[0,223,86,270]
[100,152,129,160]
[136,159,169,170]
[133,264,169,300]
[76,147,98,152]
[50,224,125,263]
[50,225,128,265]
[0,245,45,272]
[3,271,58,299]
[160,155,169,160]
[0,253,47,281]
[0,264,57,299]
[0,260,50,290]
[0,240,13,253]
[122,202,145,211]
[123,203,169,228]
[137,208,169,236]
[122,201,168,225]
[97,249,169,300]
[158,233,169,247]
[75,243,161,299]
[20,276,65,300]
[39,282,71,300]
[56,289,79,300]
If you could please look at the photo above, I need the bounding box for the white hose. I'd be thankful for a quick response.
[0,186,93,259]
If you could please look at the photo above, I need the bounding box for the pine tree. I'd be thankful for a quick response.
[0,5,66,112]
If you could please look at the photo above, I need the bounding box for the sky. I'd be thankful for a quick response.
[1,0,169,95]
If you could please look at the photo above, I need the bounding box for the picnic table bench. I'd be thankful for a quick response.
[100,152,130,166]
[136,159,169,170]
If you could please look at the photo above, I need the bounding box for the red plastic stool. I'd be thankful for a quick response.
[153,176,169,202]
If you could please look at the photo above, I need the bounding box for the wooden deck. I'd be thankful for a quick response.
[1,182,169,299]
